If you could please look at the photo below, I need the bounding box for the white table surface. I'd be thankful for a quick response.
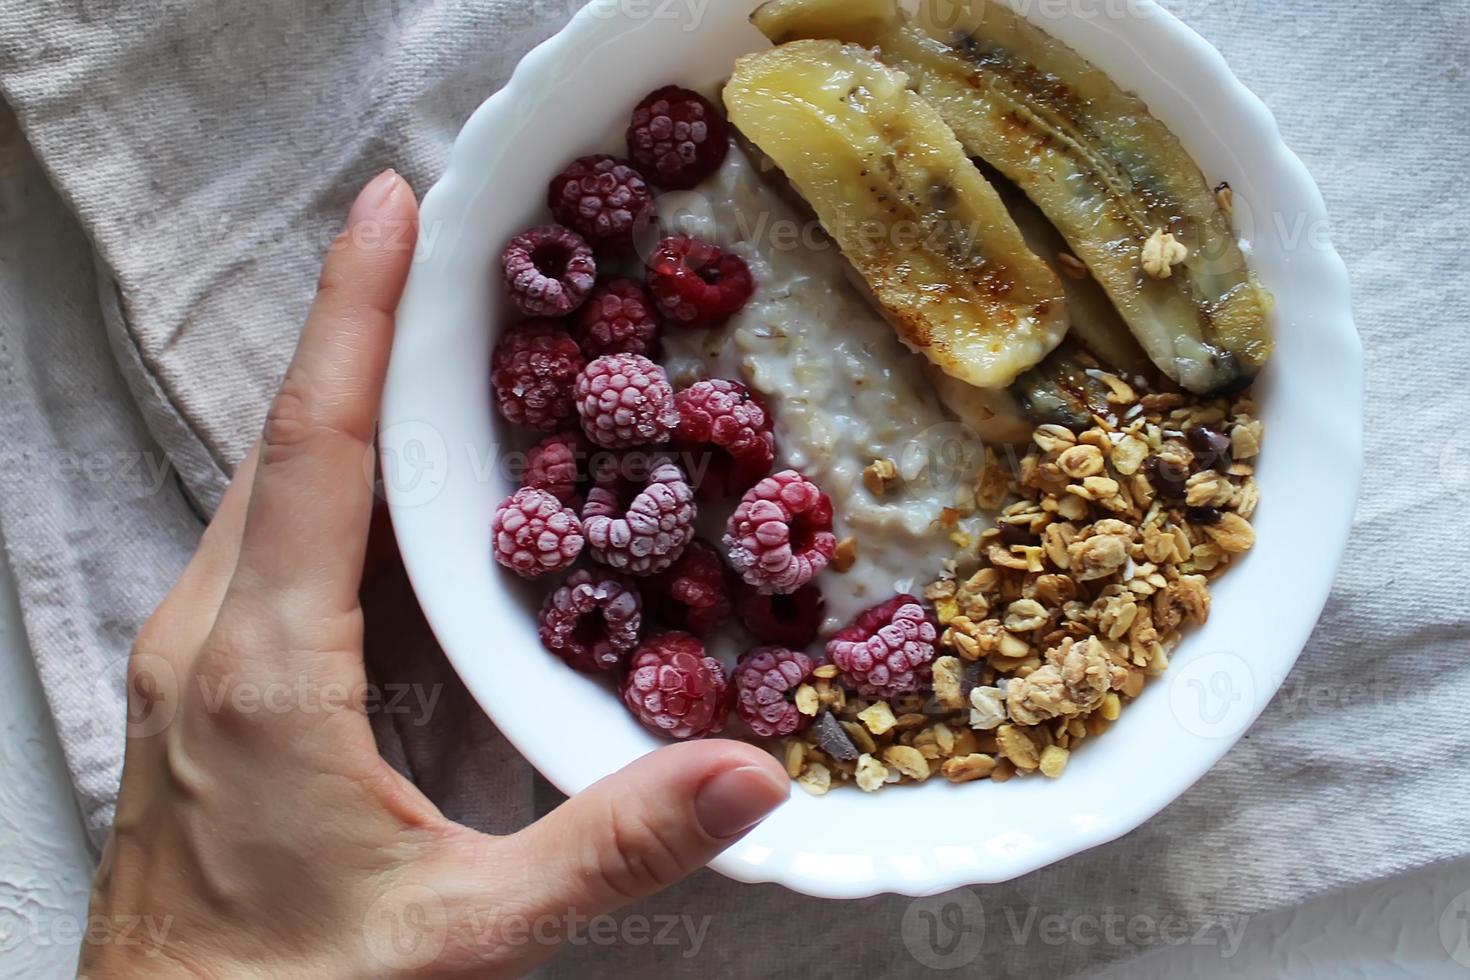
[2,538,1467,977]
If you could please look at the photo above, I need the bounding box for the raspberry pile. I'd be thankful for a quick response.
[491,320,584,431]
[547,155,652,251]
[733,647,814,738]
[575,278,660,358]
[521,430,585,505]
[491,488,584,579]
[672,379,774,498]
[621,632,729,739]
[487,85,956,758]
[581,460,696,576]
[740,583,824,648]
[646,235,755,330]
[538,568,641,673]
[724,470,838,595]
[574,353,680,449]
[826,595,938,700]
[644,539,731,636]
[626,86,729,190]
[501,225,597,318]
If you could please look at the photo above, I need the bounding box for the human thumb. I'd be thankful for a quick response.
[506,740,787,914]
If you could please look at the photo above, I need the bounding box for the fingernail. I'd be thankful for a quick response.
[694,765,789,840]
[348,169,401,229]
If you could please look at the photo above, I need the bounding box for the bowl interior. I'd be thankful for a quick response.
[382,0,1361,897]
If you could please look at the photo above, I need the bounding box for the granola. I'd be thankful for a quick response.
[779,378,1262,789]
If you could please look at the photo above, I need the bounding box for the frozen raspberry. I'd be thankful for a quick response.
[733,647,815,738]
[644,539,732,636]
[739,582,825,648]
[491,319,584,431]
[646,235,754,329]
[826,595,937,700]
[582,460,695,576]
[521,430,585,505]
[501,225,597,318]
[574,278,660,358]
[490,487,584,579]
[723,470,837,594]
[621,632,729,739]
[574,353,680,449]
[538,568,642,673]
[672,379,774,498]
[626,85,729,190]
[547,155,653,252]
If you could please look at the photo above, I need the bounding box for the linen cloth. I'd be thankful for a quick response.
[0,0,1466,976]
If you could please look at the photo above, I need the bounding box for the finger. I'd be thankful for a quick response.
[232,170,418,618]
[134,445,259,664]
[497,741,788,916]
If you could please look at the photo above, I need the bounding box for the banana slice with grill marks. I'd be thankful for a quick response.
[724,40,1069,390]
[752,0,1273,395]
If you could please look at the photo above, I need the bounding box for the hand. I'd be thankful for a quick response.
[79,171,789,978]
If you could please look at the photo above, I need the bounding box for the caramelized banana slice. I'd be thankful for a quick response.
[752,0,1273,394]
[724,40,1068,389]
[982,161,1152,379]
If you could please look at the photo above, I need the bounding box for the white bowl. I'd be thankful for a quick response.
[382,0,1361,898]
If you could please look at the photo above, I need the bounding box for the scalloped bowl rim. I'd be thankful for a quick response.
[382,0,1362,898]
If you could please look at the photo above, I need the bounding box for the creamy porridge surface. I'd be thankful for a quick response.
[659,149,986,634]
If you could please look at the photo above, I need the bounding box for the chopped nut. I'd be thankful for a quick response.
[1098,373,1137,405]
[1004,598,1049,633]
[931,722,957,756]
[968,685,1007,730]
[1112,433,1149,476]
[814,678,846,713]
[1057,444,1105,479]
[1039,745,1070,778]
[996,724,1043,771]
[974,448,1013,510]
[882,744,931,780]
[997,631,1031,660]
[1230,420,1263,460]
[948,628,982,661]
[831,536,859,573]
[1099,592,1139,640]
[794,683,820,717]
[854,754,888,792]
[1033,424,1077,453]
[1068,534,1128,581]
[812,663,840,680]
[1185,470,1233,508]
[1100,692,1122,721]
[1080,475,1120,500]
[941,753,997,783]
[932,656,966,710]
[863,458,899,496]
[1204,512,1255,553]
[1141,228,1189,279]
[1166,574,1211,625]
[839,719,877,755]
[1121,668,1146,699]
[857,701,897,736]
[1042,522,1076,569]
[797,763,832,796]
[783,740,806,778]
